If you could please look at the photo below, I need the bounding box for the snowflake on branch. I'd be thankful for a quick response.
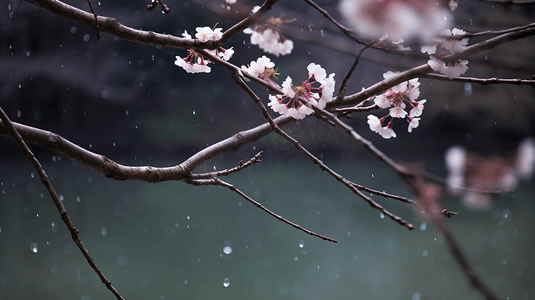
[422,28,469,78]
[268,63,335,120]
[174,26,234,74]
[243,7,294,57]
[367,71,426,139]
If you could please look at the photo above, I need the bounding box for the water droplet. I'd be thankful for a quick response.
[371,174,374,178]
[59,194,64,201]
[299,240,304,248]
[420,222,427,231]
[422,250,428,257]
[31,242,38,253]
[186,215,190,220]
[294,256,298,261]
[501,259,507,266]
[184,280,188,284]
[126,110,129,115]
[77,196,81,202]
[18,84,21,88]
[192,110,195,115]
[101,227,107,236]
[223,278,230,288]
[223,246,232,254]
[380,212,385,219]
[117,254,128,266]
[17,110,21,118]
[30,172,34,178]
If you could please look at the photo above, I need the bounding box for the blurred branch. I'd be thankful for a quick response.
[146,0,170,14]
[414,181,498,300]
[186,177,338,243]
[0,107,125,300]
[459,23,535,58]
[462,22,535,37]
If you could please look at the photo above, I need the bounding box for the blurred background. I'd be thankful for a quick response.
[1,0,534,299]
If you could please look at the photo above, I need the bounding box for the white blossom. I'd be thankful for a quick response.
[381,126,396,139]
[407,117,420,133]
[428,55,469,78]
[174,27,234,74]
[409,99,426,117]
[267,63,335,120]
[367,115,383,134]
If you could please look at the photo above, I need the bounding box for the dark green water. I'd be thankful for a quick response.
[0,157,533,300]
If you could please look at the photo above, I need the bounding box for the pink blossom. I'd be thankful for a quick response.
[339,0,451,41]
[267,63,335,120]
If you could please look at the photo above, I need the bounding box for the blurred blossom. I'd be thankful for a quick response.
[445,138,535,208]
[422,28,469,78]
[339,0,451,41]
[243,8,294,57]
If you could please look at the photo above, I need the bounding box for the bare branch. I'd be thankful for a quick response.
[146,0,170,14]
[415,181,498,300]
[335,39,378,103]
[420,73,535,86]
[0,107,125,300]
[219,0,281,45]
[186,177,338,243]
[190,151,263,179]
[85,0,100,40]
[0,121,190,182]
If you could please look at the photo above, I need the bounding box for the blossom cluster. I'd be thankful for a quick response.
[422,28,469,78]
[174,27,234,74]
[367,71,426,139]
[243,7,294,57]
[445,138,535,208]
[264,63,335,120]
[339,0,451,41]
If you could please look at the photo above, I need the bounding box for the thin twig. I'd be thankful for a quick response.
[350,182,416,204]
[147,0,170,13]
[420,73,535,86]
[332,103,379,118]
[335,39,378,103]
[190,151,263,179]
[461,22,535,38]
[0,107,124,300]
[187,177,338,243]
[85,0,100,40]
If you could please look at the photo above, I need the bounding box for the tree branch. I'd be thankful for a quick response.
[186,177,338,243]
[420,73,535,86]
[0,107,125,300]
